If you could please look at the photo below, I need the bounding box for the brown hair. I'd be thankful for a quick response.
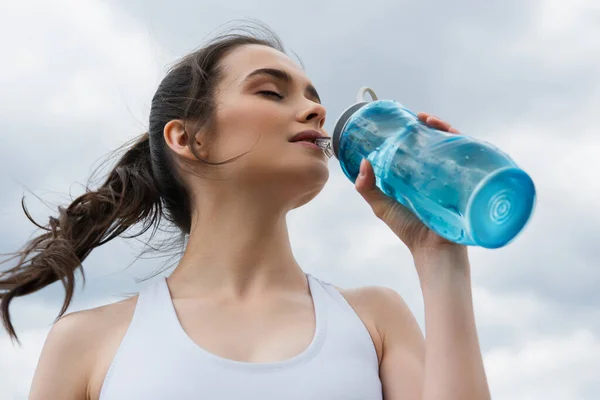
[0,21,286,344]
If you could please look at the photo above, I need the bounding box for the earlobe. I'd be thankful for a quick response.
[163,120,203,161]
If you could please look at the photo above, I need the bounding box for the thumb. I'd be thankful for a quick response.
[355,159,394,219]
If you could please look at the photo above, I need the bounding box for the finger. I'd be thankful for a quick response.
[425,116,453,131]
[355,159,377,193]
[355,159,394,218]
[419,112,461,134]
[417,112,430,123]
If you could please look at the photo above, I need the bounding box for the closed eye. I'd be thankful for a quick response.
[258,90,284,100]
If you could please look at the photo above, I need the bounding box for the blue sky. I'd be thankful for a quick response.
[1,0,599,398]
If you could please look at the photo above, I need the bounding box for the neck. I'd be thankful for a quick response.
[167,189,306,299]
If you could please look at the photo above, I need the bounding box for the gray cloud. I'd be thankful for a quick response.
[1,0,599,398]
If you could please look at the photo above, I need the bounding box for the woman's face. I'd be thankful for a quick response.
[200,44,330,209]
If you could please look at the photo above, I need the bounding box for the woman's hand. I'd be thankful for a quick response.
[355,112,464,256]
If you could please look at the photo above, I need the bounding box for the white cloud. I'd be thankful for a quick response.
[490,125,600,212]
[1,0,599,398]
[502,0,600,72]
[476,286,600,399]
[0,328,49,400]
[0,0,164,130]
[474,287,550,332]
[485,329,600,400]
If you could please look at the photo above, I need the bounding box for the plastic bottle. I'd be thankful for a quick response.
[315,87,536,249]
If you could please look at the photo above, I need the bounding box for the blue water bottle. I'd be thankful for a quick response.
[316,87,536,249]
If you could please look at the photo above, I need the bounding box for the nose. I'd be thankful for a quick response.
[298,100,327,129]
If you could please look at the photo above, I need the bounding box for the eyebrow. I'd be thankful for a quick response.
[243,68,321,104]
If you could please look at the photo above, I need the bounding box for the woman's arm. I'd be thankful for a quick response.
[345,247,490,400]
[356,247,490,399]
[378,246,490,400]
[381,247,491,400]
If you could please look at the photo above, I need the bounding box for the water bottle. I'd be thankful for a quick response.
[315,87,536,249]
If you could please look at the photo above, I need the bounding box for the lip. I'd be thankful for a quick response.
[293,141,323,151]
[289,130,328,143]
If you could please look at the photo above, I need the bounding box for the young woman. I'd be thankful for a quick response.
[1,27,491,399]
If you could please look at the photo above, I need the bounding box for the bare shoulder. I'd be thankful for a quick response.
[336,286,424,363]
[29,295,138,400]
[337,285,417,332]
[54,295,138,345]
[338,285,405,308]
[339,286,425,397]
[82,294,139,326]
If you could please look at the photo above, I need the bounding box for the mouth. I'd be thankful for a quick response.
[292,140,322,151]
[289,130,328,145]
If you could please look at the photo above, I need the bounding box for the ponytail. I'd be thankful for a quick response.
[0,133,161,343]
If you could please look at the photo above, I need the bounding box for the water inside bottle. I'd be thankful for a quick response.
[369,134,469,243]
[369,127,535,247]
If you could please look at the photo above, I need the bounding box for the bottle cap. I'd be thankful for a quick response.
[331,87,378,158]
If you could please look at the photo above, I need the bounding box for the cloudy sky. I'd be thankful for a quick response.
[1,0,599,398]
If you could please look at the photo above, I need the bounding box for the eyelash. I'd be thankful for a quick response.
[258,90,284,100]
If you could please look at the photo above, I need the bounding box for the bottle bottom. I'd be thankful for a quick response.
[466,167,536,249]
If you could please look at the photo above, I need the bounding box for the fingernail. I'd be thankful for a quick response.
[359,159,366,177]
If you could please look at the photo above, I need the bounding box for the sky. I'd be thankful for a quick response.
[0,0,599,398]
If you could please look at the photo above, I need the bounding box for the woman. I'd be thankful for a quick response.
[1,26,491,399]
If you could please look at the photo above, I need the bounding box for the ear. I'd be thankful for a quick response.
[163,119,208,161]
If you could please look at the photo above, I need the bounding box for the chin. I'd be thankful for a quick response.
[241,150,330,205]
[288,156,329,186]
[287,166,329,210]
[283,183,324,210]
[265,162,329,210]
